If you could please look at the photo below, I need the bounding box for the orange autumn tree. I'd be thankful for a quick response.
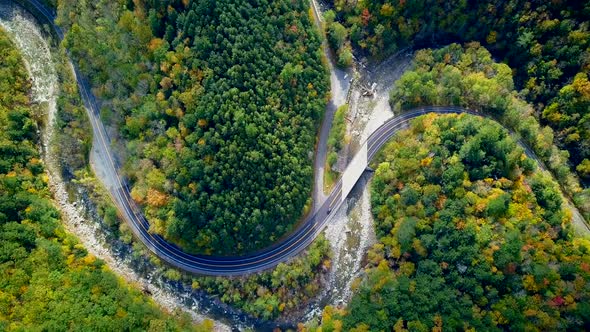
[318,113,590,331]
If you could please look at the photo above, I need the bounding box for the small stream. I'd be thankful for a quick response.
[300,0,415,321]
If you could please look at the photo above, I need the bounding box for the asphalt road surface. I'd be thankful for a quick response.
[18,0,589,276]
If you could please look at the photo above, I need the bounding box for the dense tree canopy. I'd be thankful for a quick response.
[58,0,329,254]
[0,27,206,331]
[543,73,590,180]
[326,0,590,180]
[390,43,590,222]
[194,234,331,321]
[318,114,590,331]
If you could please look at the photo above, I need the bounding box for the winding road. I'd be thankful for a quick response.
[16,0,589,276]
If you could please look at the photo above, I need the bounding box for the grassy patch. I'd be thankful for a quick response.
[327,104,348,154]
[323,161,339,194]
[323,104,348,194]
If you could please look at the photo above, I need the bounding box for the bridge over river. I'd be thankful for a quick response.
[19,0,589,277]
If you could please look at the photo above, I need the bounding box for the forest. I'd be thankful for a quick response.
[318,114,590,331]
[389,43,590,223]
[325,0,590,182]
[0,27,207,331]
[57,0,329,255]
[14,0,588,329]
[193,234,331,320]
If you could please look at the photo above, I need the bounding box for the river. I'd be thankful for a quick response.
[0,1,261,330]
